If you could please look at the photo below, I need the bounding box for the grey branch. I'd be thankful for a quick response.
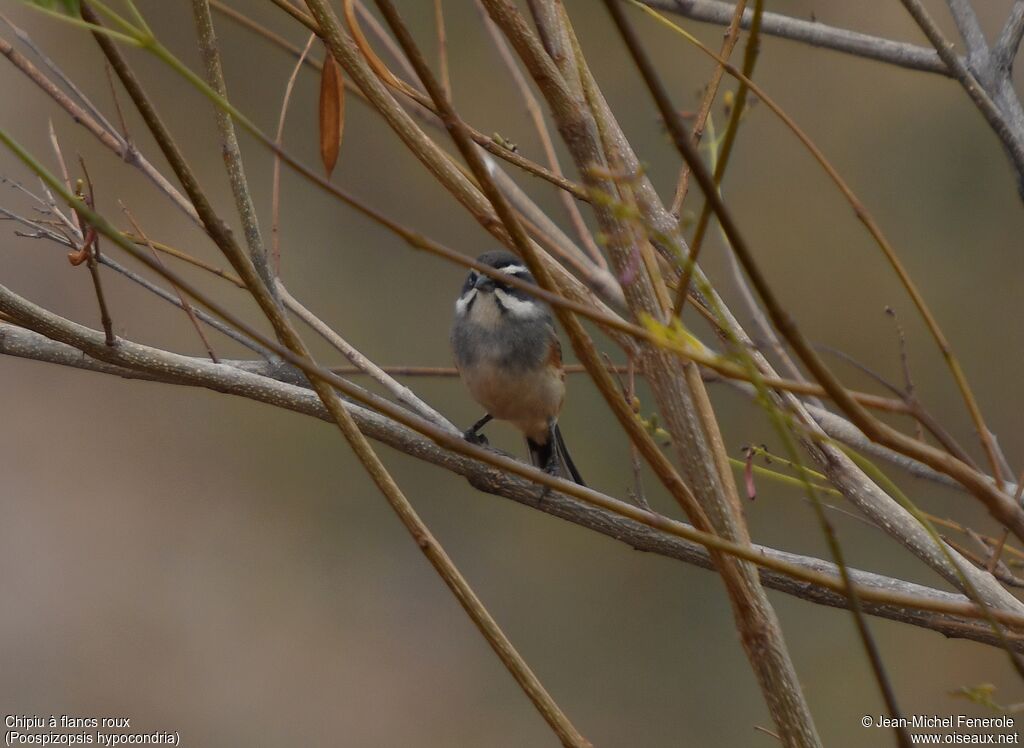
[995,1,1024,69]
[639,0,950,75]
[900,0,1024,196]
[643,0,1024,192]
[0,320,1021,652]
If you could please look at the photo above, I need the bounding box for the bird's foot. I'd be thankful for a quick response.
[462,428,489,446]
[536,457,562,506]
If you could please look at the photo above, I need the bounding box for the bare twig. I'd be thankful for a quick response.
[899,0,1024,196]
[6,321,1024,651]
[0,29,200,225]
[0,13,123,145]
[639,0,949,75]
[473,0,606,269]
[277,281,456,432]
[673,0,763,319]
[631,2,1024,541]
[669,0,747,215]
[603,4,907,743]
[433,0,450,100]
[191,0,276,294]
[121,204,219,362]
[82,6,588,743]
[271,33,316,274]
[72,159,115,346]
[995,1,1024,69]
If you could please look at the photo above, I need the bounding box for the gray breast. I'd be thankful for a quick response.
[451,293,553,374]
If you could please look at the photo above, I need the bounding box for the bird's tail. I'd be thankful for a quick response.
[527,423,585,486]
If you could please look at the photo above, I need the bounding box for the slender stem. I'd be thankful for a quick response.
[6,319,1024,648]
[604,4,908,743]
[191,0,276,296]
[0,31,199,225]
[945,0,988,66]
[122,204,219,362]
[995,0,1024,69]
[271,33,316,274]
[79,8,591,743]
[278,281,455,431]
[632,2,1024,539]
[433,0,450,99]
[669,0,747,215]
[673,0,763,318]
[639,0,950,75]
[900,0,1024,194]
[473,0,605,268]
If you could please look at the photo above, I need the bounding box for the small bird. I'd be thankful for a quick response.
[451,250,584,485]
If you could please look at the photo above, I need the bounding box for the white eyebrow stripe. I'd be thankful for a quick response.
[499,265,528,275]
[494,288,544,318]
[455,288,477,315]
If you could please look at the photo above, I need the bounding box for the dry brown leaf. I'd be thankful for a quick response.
[318,50,345,178]
[341,0,419,98]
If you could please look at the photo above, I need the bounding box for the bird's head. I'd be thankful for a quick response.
[454,251,546,322]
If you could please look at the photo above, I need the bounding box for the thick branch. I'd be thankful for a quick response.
[2,322,1022,652]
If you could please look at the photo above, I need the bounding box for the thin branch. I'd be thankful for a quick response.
[433,0,450,100]
[639,0,950,75]
[121,204,220,362]
[191,0,276,295]
[900,0,1024,194]
[673,0,763,318]
[6,315,1024,647]
[329,364,628,376]
[277,281,456,432]
[83,6,591,742]
[603,4,907,742]
[669,0,747,215]
[271,33,316,275]
[995,0,1024,69]
[5,321,1024,650]
[0,13,124,145]
[473,0,605,269]
[73,160,116,346]
[99,252,268,357]
[631,2,1024,541]
[945,0,988,66]
[0,30,200,225]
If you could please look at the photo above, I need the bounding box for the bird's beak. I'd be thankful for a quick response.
[474,274,496,291]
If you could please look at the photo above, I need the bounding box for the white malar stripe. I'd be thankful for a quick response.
[499,264,528,276]
[455,289,477,315]
[494,288,544,318]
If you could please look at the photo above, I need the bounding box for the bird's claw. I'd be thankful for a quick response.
[463,428,489,446]
[536,458,562,506]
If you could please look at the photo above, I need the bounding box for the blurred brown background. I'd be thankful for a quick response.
[1,1,1023,745]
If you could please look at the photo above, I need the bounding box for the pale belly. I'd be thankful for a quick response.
[460,359,564,443]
